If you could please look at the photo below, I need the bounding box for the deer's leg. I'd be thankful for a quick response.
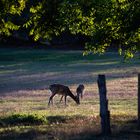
[64,95,67,106]
[48,93,56,106]
[59,96,63,103]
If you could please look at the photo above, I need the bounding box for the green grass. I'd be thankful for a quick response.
[0,47,140,139]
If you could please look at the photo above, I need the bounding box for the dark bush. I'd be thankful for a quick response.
[0,114,47,126]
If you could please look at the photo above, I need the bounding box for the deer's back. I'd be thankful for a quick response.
[49,84,70,95]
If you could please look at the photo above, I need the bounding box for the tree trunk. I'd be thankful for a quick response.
[138,74,140,128]
[97,75,111,135]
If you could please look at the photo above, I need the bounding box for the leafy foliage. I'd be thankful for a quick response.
[0,0,26,36]
[0,0,140,58]
[23,0,64,41]
[68,0,140,58]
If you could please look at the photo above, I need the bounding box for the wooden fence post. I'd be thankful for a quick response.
[138,74,140,128]
[97,75,111,135]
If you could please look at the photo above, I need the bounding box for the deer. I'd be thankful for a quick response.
[76,84,85,99]
[48,84,80,106]
[59,84,85,103]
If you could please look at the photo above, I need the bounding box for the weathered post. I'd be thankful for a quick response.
[138,74,140,128]
[97,75,111,135]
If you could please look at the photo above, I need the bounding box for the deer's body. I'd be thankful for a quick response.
[76,84,85,99]
[48,84,80,106]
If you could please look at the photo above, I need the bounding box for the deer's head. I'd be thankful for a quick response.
[75,95,80,104]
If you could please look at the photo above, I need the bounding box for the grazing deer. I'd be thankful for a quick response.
[59,84,85,103]
[48,84,80,106]
[76,84,85,99]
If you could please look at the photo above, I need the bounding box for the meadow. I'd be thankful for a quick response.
[0,47,140,139]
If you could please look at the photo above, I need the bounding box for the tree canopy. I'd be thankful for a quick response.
[0,0,26,36]
[0,0,140,58]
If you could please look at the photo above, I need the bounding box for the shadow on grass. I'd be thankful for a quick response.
[46,115,87,124]
[0,47,140,94]
[46,115,69,124]
[0,114,86,126]
[0,114,140,140]
[0,128,55,140]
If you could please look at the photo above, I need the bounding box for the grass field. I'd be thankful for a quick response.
[0,47,140,139]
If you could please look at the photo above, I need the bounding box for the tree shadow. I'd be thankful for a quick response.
[56,117,140,140]
[0,48,139,95]
[0,128,55,140]
[46,115,69,124]
[0,114,140,140]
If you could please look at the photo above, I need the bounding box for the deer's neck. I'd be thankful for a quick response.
[68,89,79,104]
